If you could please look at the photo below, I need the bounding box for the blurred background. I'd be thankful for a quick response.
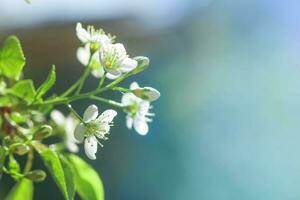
[1,0,300,199]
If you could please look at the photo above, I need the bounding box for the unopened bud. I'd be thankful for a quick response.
[131,56,149,75]
[25,170,47,182]
[133,87,160,102]
[12,144,30,155]
[34,125,52,140]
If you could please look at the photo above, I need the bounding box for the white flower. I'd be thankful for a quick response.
[76,23,111,46]
[76,44,105,78]
[50,110,79,153]
[122,82,155,135]
[74,105,117,160]
[100,43,138,79]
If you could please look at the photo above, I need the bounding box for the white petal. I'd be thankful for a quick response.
[84,136,98,160]
[106,71,121,80]
[91,68,104,78]
[114,43,127,56]
[130,82,140,90]
[126,115,133,129]
[50,110,65,126]
[76,45,90,66]
[133,117,149,135]
[121,93,138,106]
[74,123,85,142]
[76,23,91,43]
[83,105,98,123]
[138,101,151,115]
[65,117,76,137]
[97,109,117,123]
[98,35,111,46]
[66,141,79,153]
[120,58,138,73]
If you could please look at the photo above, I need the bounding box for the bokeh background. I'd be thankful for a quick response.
[1,0,300,199]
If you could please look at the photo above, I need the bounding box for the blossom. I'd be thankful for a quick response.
[76,23,111,47]
[74,105,117,160]
[76,44,105,78]
[100,43,138,79]
[122,82,156,135]
[50,110,79,153]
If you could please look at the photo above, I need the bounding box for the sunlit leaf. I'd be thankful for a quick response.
[35,65,56,100]
[4,179,33,200]
[67,154,104,200]
[0,36,25,80]
[33,143,74,200]
[7,80,36,103]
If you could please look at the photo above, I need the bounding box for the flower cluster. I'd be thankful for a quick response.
[51,23,160,160]
[0,21,161,199]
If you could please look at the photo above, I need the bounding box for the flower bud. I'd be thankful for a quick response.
[12,143,30,155]
[131,56,149,75]
[34,125,52,140]
[25,170,47,182]
[133,87,160,102]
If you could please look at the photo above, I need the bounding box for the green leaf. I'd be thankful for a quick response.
[4,179,33,200]
[35,65,56,100]
[33,143,74,200]
[67,154,104,200]
[7,80,36,103]
[0,36,25,80]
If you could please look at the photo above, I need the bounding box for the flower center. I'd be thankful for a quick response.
[85,122,100,136]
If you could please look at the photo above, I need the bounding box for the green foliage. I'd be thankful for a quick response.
[35,65,56,100]
[0,36,25,80]
[33,143,74,200]
[5,179,33,200]
[7,79,36,103]
[67,154,104,200]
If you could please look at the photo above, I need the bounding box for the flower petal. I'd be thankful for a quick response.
[74,123,85,142]
[121,93,138,106]
[106,71,121,80]
[126,115,133,129]
[50,110,65,126]
[114,43,127,57]
[83,104,98,123]
[97,109,117,123]
[76,45,90,66]
[120,58,138,73]
[84,136,98,160]
[76,23,90,43]
[66,141,79,153]
[130,82,140,90]
[133,117,149,135]
[138,101,151,116]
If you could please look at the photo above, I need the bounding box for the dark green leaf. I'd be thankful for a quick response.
[0,146,7,179]
[0,36,25,80]
[7,80,36,103]
[4,179,33,200]
[33,143,74,200]
[67,154,104,200]
[35,65,56,100]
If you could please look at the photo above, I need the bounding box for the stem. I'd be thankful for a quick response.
[89,96,124,109]
[61,55,93,97]
[113,87,132,93]
[23,149,33,173]
[67,104,84,122]
[75,67,92,95]
[97,73,106,89]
